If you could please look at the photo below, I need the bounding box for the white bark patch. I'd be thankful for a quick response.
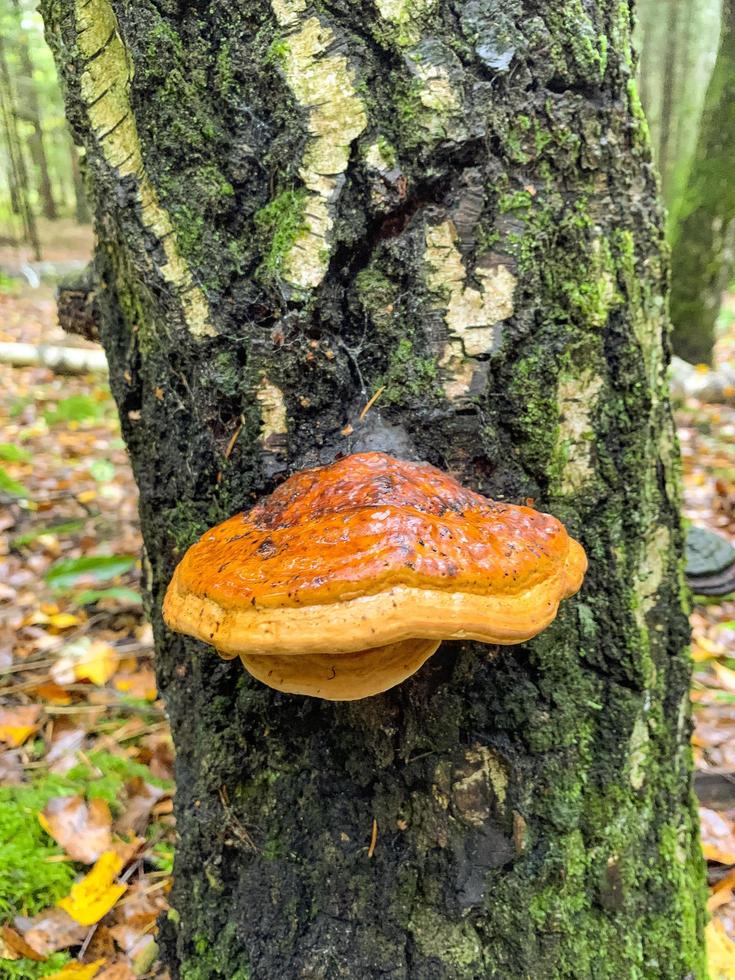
[554,371,603,493]
[425,220,516,399]
[270,4,367,288]
[256,376,288,453]
[73,0,214,338]
[628,715,649,790]
[364,140,397,174]
[634,523,670,629]
[375,0,437,45]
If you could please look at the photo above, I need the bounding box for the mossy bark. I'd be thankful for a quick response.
[42,1,706,977]
[669,0,735,365]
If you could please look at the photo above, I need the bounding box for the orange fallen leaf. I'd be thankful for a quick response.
[0,704,41,746]
[58,851,127,926]
[0,925,46,961]
[43,960,106,980]
[34,681,74,705]
[707,886,733,912]
[40,796,113,864]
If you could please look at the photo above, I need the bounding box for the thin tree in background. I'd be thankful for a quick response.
[670,0,735,363]
[44,0,706,975]
[0,28,39,257]
[11,0,56,219]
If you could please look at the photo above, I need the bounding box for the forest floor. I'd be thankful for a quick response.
[1,225,734,978]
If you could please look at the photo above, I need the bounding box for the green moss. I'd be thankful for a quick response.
[254,189,309,279]
[1,953,71,980]
[181,923,250,979]
[0,751,171,923]
[408,908,484,977]
[378,338,439,405]
[498,190,534,213]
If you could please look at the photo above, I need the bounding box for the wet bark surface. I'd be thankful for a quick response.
[42,1,706,976]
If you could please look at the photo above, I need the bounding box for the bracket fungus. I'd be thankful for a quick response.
[163,452,587,700]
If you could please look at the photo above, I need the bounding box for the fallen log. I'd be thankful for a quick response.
[0,341,107,375]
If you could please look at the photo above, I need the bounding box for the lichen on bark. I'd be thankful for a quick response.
[72,0,213,337]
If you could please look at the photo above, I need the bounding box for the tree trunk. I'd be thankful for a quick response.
[11,0,58,220]
[42,1,706,977]
[670,0,735,364]
[68,134,91,224]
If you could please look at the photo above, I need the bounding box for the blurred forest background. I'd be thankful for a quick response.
[1,0,735,978]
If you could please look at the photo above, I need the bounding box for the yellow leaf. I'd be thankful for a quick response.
[77,489,97,504]
[702,842,735,865]
[58,851,127,926]
[48,613,83,630]
[0,705,41,746]
[75,641,118,686]
[691,644,714,663]
[706,920,735,979]
[43,959,106,980]
[714,662,735,693]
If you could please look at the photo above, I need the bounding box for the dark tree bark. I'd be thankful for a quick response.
[11,0,58,220]
[670,0,735,364]
[42,1,706,977]
[68,134,91,224]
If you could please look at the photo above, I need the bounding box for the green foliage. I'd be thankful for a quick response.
[11,518,86,549]
[89,459,116,482]
[72,586,142,607]
[0,443,32,462]
[43,554,137,590]
[43,394,111,425]
[0,465,28,497]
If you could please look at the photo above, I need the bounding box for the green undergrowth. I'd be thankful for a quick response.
[0,751,173,978]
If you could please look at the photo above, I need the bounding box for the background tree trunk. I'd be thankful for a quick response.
[670,0,735,364]
[0,28,39,258]
[42,1,706,977]
[11,0,58,220]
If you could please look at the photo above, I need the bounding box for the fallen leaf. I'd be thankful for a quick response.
[43,960,106,980]
[0,704,41,746]
[96,962,136,980]
[706,919,735,979]
[115,778,167,835]
[16,907,87,956]
[52,637,118,687]
[713,662,735,693]
[703,842,735,865]
[0,924,46,961]
[113,669,156,701]
[58,851,127,925]
[47,613,83,630]
[40,796,113,863]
